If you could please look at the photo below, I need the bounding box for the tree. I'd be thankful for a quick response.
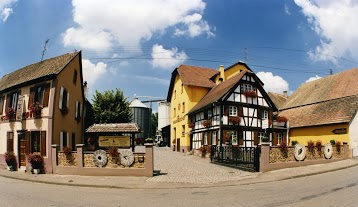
[92,89,132,123]
[151,112,158,137]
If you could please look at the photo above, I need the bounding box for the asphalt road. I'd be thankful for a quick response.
[1,165,358,207]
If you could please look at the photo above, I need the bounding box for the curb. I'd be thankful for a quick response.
[1,161,357,189]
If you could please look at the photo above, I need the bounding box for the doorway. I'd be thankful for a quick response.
[18,132,28,167]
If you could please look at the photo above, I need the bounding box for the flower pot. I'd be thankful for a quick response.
[33,169,41,174]
[7,166,14,171]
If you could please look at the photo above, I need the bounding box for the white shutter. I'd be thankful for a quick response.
[60,132,63,150]
[67,92,70,108]
[75,101,79,120]
[59,87,64,110]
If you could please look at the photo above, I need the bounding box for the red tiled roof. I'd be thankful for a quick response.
[282,68,358,109]
[0,51,80,92]
[177,65,217,88]
[280,95,358,128]
[189,71,247,114]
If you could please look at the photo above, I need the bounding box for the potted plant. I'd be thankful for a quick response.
[6,107,15,120]
[336,141,342,154]
[279,142,288,158]
[28,153,44,174]
[274,116,288,127]
[243,90,258,98]
[29,102,43,118]
[145,138,153,143]
[62,146,72,161]
[228,116,241,125]
[307,140,315,154]
[291,140,298,146]
[330,139,336,145]
[4,151,16,171]
[188,123,195,129]
[316,140,322,156]
[199,146,207,158]
[202,119,212,128]
[108,147,119,163]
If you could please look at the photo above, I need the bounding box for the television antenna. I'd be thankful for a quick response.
[41,39,50,62]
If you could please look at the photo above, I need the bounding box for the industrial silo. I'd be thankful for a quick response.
[130,98,152,144]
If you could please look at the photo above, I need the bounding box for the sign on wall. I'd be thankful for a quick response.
[332,128,347,134]
[99,136,130,147]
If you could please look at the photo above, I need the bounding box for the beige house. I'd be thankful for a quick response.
[0,51,85,173]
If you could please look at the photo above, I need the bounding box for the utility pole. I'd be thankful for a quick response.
[41,39,49,62]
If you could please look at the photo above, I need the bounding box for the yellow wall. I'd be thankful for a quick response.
[53,54,84,149]
[212,64,249,84]
[289,123,350,145]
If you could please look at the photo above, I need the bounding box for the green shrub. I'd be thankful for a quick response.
[316,140,322,152]
[291,140,298,146]
[330,139,336,145]
[307,140,315,153]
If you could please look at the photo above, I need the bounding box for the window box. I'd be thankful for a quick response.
[228,116,241,125]
[29,102,43,118]
[243,90,258,98]
[202,119,212,128]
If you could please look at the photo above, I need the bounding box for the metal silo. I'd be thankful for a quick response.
[130,98,152,143]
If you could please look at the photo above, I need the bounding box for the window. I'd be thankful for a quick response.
[73,70,78,85]
[0,95,4,115]
[262,110,268,119]
[241,84,255,92]
[60,131,69,150]
[182,125,185,137]
[212,131,217,145]
[229,106,238,116]
[59,86,69,111]
[182,102,185,113]
[75,101,82,120]
[207,110,213,119]
[231,131,238,145]
[7,132,14,152]
[174,90,176,100]
[258,132,265,144]
[7,91,19,110]
[181,84,183,94]
[30,131,46,156]
[277,133,283,145]
[204,132,208,145]
[174,108,176,117]
[28,84,50,108]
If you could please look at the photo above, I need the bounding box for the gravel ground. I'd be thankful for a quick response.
[146,146,258,184]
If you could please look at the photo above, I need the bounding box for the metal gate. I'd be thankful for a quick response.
[210,146,260,172]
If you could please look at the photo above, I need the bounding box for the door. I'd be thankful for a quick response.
[18,134,26,167]
[176,138,180,152]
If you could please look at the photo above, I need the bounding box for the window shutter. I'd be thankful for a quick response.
[273,132,278,145]
[60,132,63,150]
[43,84,50,107]
[257,108,262,119]
[67,133,70,148]
[28,87,34,109]
[254,131,258,146]
[224,105,229,116]
[25,132,30,154]
[67,92,70,108]
[7,132,14,152]
[41,131,46,156]
[208,132,212,146]
[0,96,4,114]
[238,106,243,117]
[75,101,79,120]
[201,133,204,145]
[269,110,273,121]
[238,131,243,145]
[59,87,64,110]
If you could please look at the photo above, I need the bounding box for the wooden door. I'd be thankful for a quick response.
[19,138,26,166]
[176,138,180,152]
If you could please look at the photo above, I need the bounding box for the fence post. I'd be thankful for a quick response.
[144,143,154,177]
[51,144,58,174]
[76,144,84,169]
[260,143,270,172]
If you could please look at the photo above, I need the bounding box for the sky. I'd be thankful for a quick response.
[1,0,358,110]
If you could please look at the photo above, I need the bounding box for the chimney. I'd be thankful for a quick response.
[219,65,225,82]
[84,81,88,98]
[283,91,288,98]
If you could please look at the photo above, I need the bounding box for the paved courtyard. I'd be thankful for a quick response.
[146,146,258,184]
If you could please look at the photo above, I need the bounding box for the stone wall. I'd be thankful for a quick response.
[269,146,345,163]
[83,153,146,168]
[58,152,78,166]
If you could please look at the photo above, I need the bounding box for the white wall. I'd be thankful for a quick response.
[349,111,358,157]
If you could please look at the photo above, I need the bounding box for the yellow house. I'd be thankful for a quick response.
[278,68,358,156]
[0,51,85,172]
[167,62,280,153]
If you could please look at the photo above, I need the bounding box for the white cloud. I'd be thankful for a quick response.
[256,72,289,93]
[134,75,170,85]
[151,44,188,69]
[82,59,107,87]
[0,0,16,22]
[284,4,291,15]
[63,0,213,51]
[305,75,322,83]
[295,0,358,62]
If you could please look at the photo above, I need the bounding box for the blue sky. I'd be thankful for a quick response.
[1,0,358,110]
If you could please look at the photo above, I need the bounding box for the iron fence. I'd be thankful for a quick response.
[210,145,260,172]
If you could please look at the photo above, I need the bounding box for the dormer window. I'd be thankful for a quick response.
[73,69,78,85]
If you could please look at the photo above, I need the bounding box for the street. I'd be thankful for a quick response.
[1,165,357,207]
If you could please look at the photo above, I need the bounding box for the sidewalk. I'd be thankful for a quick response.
[1,158,357,189]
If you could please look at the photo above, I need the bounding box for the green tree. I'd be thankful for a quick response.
[92,89,132,123]
[151,112,158,137]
